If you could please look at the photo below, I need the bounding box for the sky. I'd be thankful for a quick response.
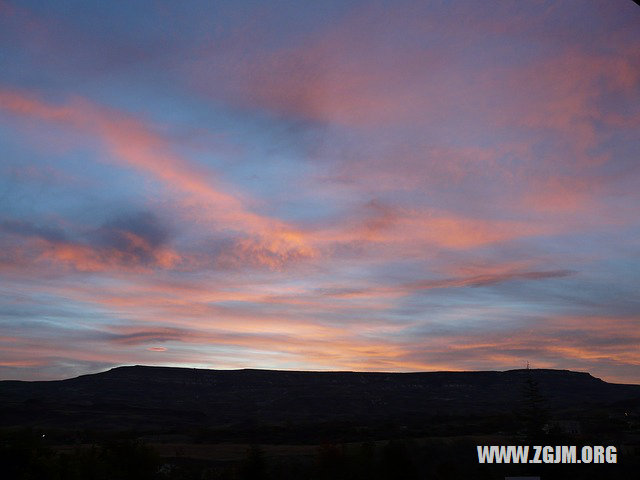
[0,0,639,383]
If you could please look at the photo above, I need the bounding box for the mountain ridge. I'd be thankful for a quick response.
[2,365,639,437]
[1,364,621,385]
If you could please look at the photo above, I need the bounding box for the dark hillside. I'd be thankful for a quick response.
[1,366,638,435]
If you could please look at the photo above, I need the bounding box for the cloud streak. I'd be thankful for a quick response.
[0,88,315,269]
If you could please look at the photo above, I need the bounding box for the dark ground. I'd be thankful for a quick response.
[1,366,639,479]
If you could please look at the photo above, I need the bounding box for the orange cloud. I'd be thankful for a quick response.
[322,269,572,301]
[41,239,181,272]
[0,226,182,273]
[0,88,316,269]
[314,204,552,257]
[147,346,167,352]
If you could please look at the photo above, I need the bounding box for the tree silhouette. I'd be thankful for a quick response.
[517,365,548,442]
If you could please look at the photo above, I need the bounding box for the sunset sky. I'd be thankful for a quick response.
[1,1,639,383]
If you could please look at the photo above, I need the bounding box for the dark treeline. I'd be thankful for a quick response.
[2,429,638,480]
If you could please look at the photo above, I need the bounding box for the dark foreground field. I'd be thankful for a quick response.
[1,366,639,479]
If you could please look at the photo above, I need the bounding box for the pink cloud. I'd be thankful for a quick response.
[0,88,316,270]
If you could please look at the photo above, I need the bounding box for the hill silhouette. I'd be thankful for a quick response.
[1,366,638,436]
